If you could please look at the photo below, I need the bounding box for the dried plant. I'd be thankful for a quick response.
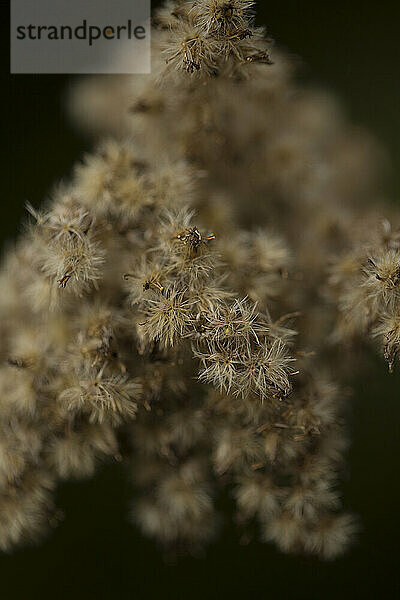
[1,0,397,559]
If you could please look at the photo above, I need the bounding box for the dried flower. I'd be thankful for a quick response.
[0,0,392,560]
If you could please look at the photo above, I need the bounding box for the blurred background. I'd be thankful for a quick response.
[2,1,400,598]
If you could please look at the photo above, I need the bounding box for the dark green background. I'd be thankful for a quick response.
[2,2,400,598]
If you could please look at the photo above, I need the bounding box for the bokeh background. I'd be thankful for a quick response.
[2,1,400,598]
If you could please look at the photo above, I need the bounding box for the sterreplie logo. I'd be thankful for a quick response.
[11,0,151,74]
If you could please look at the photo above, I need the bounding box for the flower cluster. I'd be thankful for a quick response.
[0,0,395,559]
[330,218,400,370]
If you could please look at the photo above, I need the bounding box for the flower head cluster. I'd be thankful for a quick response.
[0,0,395,560]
